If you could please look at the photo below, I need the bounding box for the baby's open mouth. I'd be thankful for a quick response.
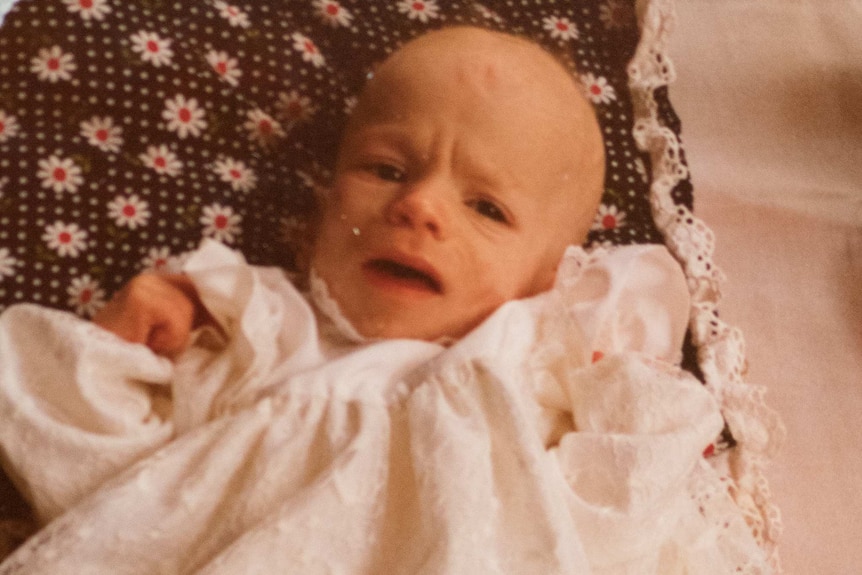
[364,258,443,294]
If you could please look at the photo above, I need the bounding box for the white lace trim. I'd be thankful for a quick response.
[629,0,785,570]
[307,267,368,344]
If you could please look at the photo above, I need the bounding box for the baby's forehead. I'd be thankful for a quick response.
[379,27,578,93]
[352,29,590,138]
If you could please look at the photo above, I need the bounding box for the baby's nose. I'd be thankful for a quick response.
[384,181,450,239]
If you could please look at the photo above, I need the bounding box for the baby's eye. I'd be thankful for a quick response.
[468,198,509,224]
[370,163,405,182]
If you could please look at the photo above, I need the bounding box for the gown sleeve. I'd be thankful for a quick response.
[0,304,174,522]
[0,241,322,523]
[530,245,768,573]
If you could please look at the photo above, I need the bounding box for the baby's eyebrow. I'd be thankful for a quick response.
[346,124,414,153]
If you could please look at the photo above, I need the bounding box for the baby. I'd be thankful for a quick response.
[93,25,605,351]
[0,26,770,575]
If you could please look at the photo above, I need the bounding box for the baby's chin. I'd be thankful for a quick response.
[308,266,463,344]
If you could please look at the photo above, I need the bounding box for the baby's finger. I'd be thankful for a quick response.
[92,300,152,345]
[146,319,192,358]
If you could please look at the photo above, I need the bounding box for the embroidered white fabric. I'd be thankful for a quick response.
[630,0,785,569]
[0,242,774,573]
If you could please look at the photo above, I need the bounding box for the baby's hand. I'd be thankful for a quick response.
[93,273,210,357]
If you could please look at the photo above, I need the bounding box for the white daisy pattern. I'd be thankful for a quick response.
[67,275,106,317]
[581,73,617,104]
[472,3,504,24]
[343,95,358,115]
[130,31,174,68]
[162,94,207,139]
[205,50,242,86]
[42,221,88,257]
[37,155,84,194]
[244,109,285,148]
[313,0,353,28]
[276,90,316,125]
[295,169,319,191]
[215,1,251,28]
[599,0,634,30]
[61,0,111,21]
[140,144,183,176]
[543,16,579,41]
[591,203,627,231]
[80,116,123,153]
[107,195,151,229]
[200,203,242,244]
[291,33,326,68]
[397,0,440,22]
[30,45,76,82]
[0,248,19,282]
[213,157,258,193]
[0,110,21,143]
[140,247,174,272]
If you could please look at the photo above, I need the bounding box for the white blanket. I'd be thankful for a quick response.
[0,243,769,573]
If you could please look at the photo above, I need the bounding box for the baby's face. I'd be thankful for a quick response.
[312,28,604,341]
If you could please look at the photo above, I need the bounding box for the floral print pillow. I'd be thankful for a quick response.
[0,0,692,319]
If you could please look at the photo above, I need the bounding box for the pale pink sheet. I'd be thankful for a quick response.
[670,2,862,573]
[699,193,862,575]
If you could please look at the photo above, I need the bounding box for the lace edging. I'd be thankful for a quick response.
[628,0,786,570]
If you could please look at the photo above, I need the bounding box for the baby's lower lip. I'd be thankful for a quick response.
[361,260,442,298]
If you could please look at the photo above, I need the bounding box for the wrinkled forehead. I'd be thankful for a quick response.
[357,28,583,118]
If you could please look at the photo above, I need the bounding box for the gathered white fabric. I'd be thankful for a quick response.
[0,241,770,574]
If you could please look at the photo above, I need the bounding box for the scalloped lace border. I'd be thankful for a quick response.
[628,0,786,571]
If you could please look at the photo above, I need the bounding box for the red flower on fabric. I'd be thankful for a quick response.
[0,110,21,143]
[140,144,183,176]
[140,247,174,272]
[314,0,353,28]
[397,0,440,22]
[130,31,174,67]
[213,157,258,192]
[200,203,242,244]
[107,195,151,229]
[67,275,106,317]
[80,116,123,153]
[243,109,285,148]
[205,50,242,86]
[0,248,19,281]
[215,1,251,28]
[543,16,579,41]
[162,95,207,139]
[292,33,325,68]
[37,155,84,194]
[591,204,627,231]
[581,73,617,105]
[42,221,88,257]
[62,0,111,21]
[30,46,76,82]
[277,90,316,125]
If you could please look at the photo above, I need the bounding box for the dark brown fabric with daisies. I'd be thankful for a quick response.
[0,0,692,316]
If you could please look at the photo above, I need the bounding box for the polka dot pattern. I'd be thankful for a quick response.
[0,0,693,318]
